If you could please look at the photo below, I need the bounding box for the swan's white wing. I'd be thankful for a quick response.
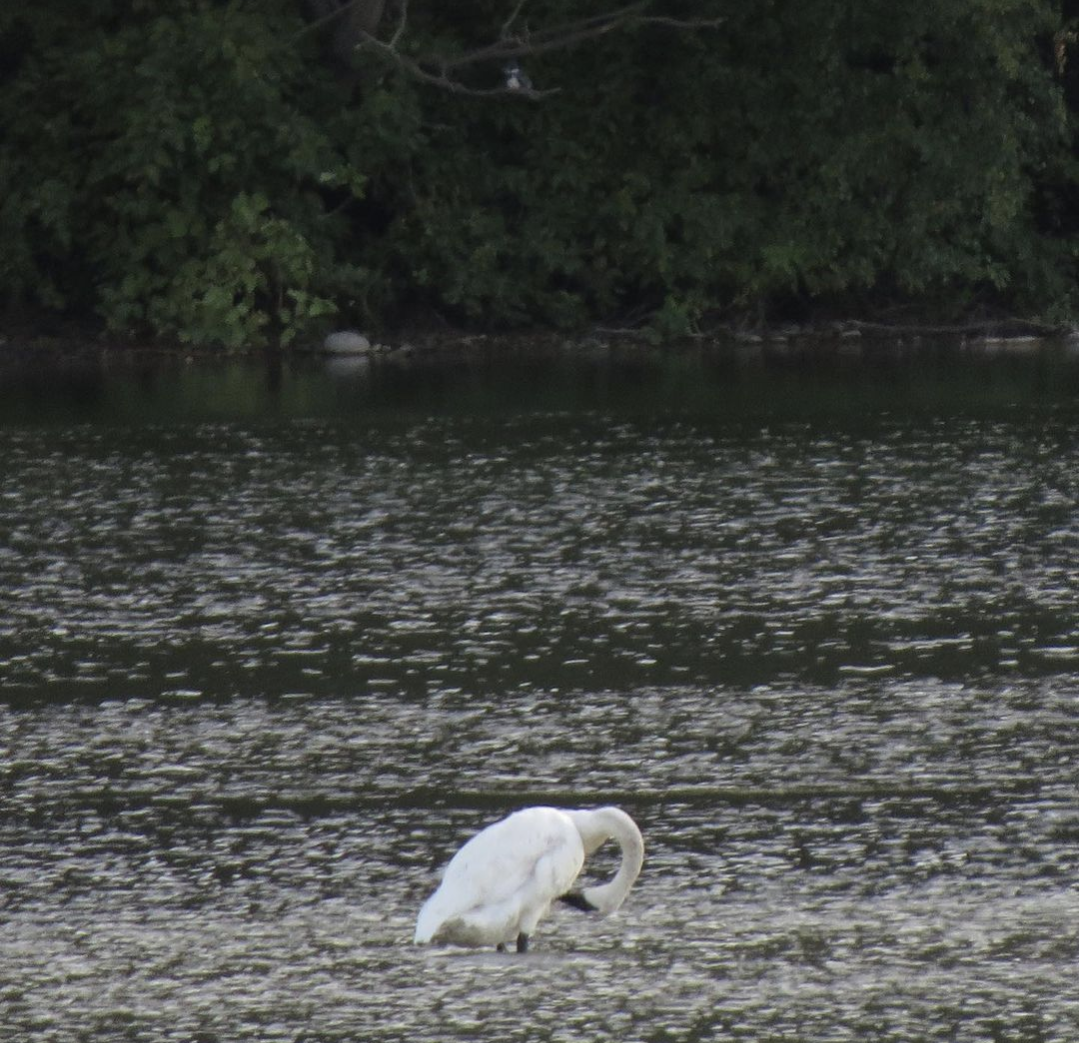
[415,807,584,945]
[441,807,581,903]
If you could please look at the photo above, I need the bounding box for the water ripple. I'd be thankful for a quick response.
[2,404,1079,1039]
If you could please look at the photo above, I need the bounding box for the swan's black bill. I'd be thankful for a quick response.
[560,891,597,912]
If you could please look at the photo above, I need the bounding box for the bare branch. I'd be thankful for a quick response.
[501,0,530,37]
[293,0,351,41]
[637,14,725,30]
[440,2,651,69]
[350,0,724,98]
[389,0,408,47]
[294,0,386,46]
[358,30,560,98]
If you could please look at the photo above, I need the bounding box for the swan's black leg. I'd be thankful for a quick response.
[516,933,529,953]
[497,943,506,952]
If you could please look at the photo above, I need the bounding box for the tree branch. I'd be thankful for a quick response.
[388,0,408,47]
[500,0,530,38]
[358,36,561,97]
[349,0,723,99]
[439,2,653,69]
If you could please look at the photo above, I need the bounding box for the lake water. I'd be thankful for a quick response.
[1,341,1078,1041]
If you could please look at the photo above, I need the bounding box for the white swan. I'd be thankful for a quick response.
[413,805,644,952]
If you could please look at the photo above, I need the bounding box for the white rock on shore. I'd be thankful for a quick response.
[322,330,372,355]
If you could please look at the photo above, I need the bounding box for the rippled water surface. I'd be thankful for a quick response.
[2,346,1079,1041]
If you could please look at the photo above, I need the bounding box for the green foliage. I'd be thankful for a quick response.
[100,191,339,348]
[1,0,1078,347]
[362,0,1076,330]
[0,1,368,349]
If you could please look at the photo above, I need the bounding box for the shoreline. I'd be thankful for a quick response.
[1,312,1077,371]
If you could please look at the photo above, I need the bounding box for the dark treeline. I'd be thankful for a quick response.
[3,1,1079,349]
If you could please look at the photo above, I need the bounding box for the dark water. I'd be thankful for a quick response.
[2,343,1078,1041]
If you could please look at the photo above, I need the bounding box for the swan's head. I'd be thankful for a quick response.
[565,806,644,915]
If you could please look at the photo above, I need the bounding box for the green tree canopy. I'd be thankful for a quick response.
[1,0,1076,348]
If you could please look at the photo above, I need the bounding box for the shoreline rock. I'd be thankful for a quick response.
[321,330,372,355]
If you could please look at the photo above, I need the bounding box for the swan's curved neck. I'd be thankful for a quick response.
[567,806,644,915]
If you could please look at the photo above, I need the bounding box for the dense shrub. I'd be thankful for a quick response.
[0,1,368,347]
